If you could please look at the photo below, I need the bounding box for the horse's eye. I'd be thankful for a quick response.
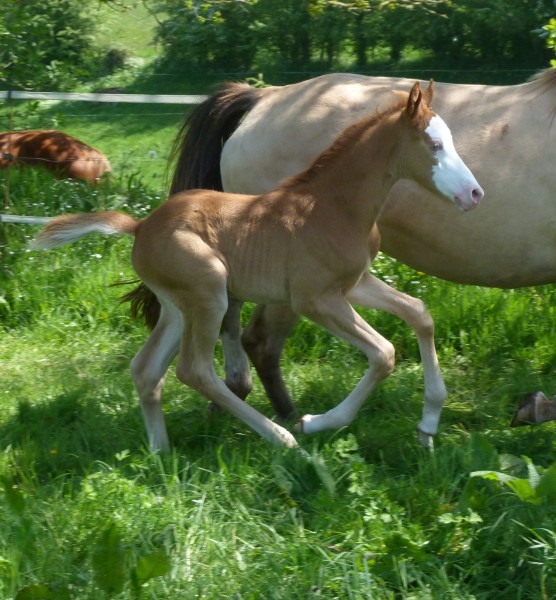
[431,141,443,152]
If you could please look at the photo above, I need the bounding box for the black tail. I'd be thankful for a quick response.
[130,82,267,328]
[168,82,267,195]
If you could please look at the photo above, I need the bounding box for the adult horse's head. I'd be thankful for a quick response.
[402,81,484,212]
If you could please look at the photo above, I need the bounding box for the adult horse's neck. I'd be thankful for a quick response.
[282,103,407,235]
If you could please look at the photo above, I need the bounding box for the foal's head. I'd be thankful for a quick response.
[400,81,483,211]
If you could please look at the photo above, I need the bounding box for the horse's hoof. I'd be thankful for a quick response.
[294,414,323,434]
[417,428,434,450]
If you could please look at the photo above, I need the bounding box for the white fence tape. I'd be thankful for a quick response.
[1,214,52,224]
[0,90,206,104]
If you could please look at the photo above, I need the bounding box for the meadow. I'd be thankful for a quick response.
[1,152,556,599]
[1,11,556,595]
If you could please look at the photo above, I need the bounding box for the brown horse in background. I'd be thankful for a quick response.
[0,130,111,183]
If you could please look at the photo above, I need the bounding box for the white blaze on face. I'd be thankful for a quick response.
[425,115,483,211]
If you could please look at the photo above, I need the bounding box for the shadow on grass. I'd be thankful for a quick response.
[2,323,554,491]
[0,372,260,485]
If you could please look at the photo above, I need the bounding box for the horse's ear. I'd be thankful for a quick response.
[405,82,423,119]
[423,79,434,106]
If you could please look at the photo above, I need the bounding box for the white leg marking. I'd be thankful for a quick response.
[347,272,447,441]
[293,289,395,434]
[130,299,182,452]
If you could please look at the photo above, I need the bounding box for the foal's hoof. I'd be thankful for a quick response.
[293,417,305,433]
[417,428,434,450]
[293,414,317,433]
[294,414,321,434]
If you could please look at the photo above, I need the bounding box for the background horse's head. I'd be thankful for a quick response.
[401,81,483,212]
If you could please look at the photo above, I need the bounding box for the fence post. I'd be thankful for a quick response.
[3,89,13,213]
[1,89,13,256]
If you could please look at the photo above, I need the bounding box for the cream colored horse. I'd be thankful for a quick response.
[165,68,556,428]
[217,70,554,288]
[32,83,482,451]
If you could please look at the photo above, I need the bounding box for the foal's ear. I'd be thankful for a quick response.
[405,81,423,120]
[423,79,434,106]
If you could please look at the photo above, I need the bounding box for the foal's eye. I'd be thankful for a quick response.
[431,140,443,152]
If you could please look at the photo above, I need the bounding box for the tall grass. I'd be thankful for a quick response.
[1,169,556,597]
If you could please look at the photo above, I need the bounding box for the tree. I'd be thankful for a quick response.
[416,0,553,67]
[311,1,352,67]
[0,0,107,90]
[153,0,258,70]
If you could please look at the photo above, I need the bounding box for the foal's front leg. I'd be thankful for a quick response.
[346,272,446,447]
[293,290,395,433]
[220,297,252,399]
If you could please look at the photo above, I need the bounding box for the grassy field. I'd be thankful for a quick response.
[1,8,556,597]
[1,164,556,598]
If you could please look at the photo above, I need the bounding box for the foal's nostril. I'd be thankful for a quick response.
[471,187,484,204]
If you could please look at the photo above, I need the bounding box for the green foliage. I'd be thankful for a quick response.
[465,458,556,507]
[92,524,128,594]
[149,0,553,73]
[15,584,70,600]
[1,0,554,95]
[91,522,170,596]
[131,547,172,593]
[153,0,259,70]
[544,18,556,66]
[0,169,162,331]
[0,0,131,91]
[419,0,554,67]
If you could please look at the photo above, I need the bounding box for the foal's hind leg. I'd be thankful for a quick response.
[242,304,299,421]
[130,297,182,452]
[173,285,299,449]
[346,272,446,447]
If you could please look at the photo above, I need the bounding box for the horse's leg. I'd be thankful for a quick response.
[130,298,182,452]
[173,286,299,449]
[292,290,395,434]
[242,304,299,421]
[346,272,446,447]
[220,297,252,400]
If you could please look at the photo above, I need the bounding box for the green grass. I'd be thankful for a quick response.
[1,30,556,596]
[91,1,162,67]
[1,169,556,598]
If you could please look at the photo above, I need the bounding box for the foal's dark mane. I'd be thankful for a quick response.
[281,95,408,189]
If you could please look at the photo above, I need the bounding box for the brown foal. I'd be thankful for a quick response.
[32,82,482,451]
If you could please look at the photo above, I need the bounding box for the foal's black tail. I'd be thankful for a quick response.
[126,82,268,329]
